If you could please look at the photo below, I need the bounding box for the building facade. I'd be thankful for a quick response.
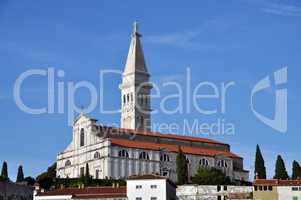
[254,179,301,200]
[34,186,127,200]
[126,175,176,200]
[56,23,249,183]
[176,185,253,200]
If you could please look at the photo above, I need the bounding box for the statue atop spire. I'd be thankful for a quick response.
[133,21,139,33]
[132,21,141,37]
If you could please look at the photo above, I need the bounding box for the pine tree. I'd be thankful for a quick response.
[1,161,8,180]
[254,144,266,179]
[176,146,187,185]
[16,165,24,182]
[292,160,301,180]
[274,155,289,180]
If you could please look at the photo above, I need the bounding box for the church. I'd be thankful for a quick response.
[56,23,249,183]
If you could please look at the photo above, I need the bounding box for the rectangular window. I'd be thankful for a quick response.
[151,197,157,200]
[259,186,263,191]
[292,187,299,191]
[263,186,267,191]
[151,185,157,189]
[217,185,221,192]
[254,186,258,191]
[223,185,227,191]
[136,198,142,200]
[268,186,273,191]
[136,185,142,189]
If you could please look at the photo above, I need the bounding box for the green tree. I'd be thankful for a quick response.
[274,155,289,180]
[36,163,57,190]
[176,146,187,185]
[292,160,301,180]
[254,144,266,179]
[1,161,8,180]
[191,167,232,185]
[16,165,24,182]
[24,176,36,186]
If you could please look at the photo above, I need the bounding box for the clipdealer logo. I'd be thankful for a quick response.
[251,67,287,133]
[11,67,288,134]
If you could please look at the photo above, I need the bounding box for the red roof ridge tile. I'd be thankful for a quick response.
[110,138,240,158]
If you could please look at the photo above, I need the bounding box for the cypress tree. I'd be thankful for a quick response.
[292,160,301,180]
[84,163,91,185]
[16,165,24,182]
[274,155,289,180]
[1,161,8,180]
[254,144,266,179]
[176,146,187,185]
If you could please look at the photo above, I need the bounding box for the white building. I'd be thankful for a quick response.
[56,23,249,183]
[127,174,177,200]
[176,185,253,200]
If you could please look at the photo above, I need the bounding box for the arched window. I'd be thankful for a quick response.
[118,149,129,158]
[217,160,228,168]
[199,158,209,166]
[94,152,100,159]
[80,128,85,147]
[65,160,71,167]
[139,152,150,160]
[160,154,170,162]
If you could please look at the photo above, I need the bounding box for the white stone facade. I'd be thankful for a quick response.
[57,114,249,183]
[176,185,253,200]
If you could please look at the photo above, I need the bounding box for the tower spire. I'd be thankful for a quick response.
[123,21,148,75]
[120,22,152,131]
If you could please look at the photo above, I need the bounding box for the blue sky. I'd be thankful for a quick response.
[0,0,301,180]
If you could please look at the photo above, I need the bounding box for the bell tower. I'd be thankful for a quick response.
[119,22,152,131]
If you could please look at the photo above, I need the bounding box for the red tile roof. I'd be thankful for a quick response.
[37,187,127,198]
[110,138,240,158]
[254,179,301,186]
[100,126,228,146]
